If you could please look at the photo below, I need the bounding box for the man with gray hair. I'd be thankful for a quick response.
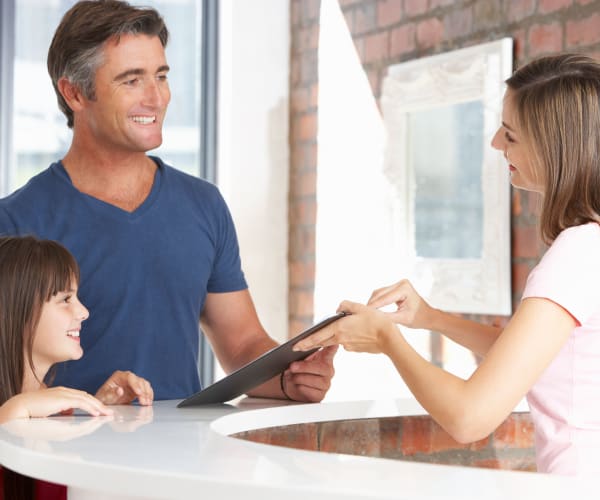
[0,0,336,402]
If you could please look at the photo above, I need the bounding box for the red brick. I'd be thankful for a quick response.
[377,0,403,27]
[511,189,522,217]
[512,262,533,297]
[390,23,416,57]
[506,0,535,18]
[305,0,321,22]
[290,87,310,113]
[366,69,381,98]
[236,424,319,451]
[566,13,600,48]
[291,169,317,197]
[539,0,572,13]
[299,51,319,84]
[289,260,316,288]
[363,31,389,63]
[288,317,314,338]
[320,420,383,456]
[288,226,316,260]
[353,2,378,34]
[528,22,563,57]
[291,0,302,28]
[289,289,314,317]
[294,113,317,142]
[405,0,428,17]
[444,7,472,39]
[416,18,444,49]
[309,83,319,109]
[512,223,540,259]
[493,413,535,449]
[295,24,319,52]
[290,197,317,225]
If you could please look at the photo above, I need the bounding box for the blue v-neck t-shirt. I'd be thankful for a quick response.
[0,157,247,399]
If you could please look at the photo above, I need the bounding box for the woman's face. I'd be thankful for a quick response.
[491,90,544,193]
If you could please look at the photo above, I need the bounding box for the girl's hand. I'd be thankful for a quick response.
[0,387,113,423]
[95,370,154,406]
[367,279,435,329]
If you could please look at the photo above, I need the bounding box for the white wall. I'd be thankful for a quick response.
[217,1,290,344]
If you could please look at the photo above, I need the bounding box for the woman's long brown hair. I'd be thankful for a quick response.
[0,235,80,500]
[506,54,600,243]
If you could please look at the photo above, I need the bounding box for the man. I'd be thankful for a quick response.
[0,0,336,402]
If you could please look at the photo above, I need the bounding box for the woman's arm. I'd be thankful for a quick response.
[295,297,575,442]
[367,280,502,356]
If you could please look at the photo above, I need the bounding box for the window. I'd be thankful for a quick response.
[2,0,205,194]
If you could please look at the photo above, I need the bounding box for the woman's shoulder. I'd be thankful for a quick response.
[552,222,600,250]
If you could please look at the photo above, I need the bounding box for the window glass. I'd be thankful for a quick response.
[12,0,202,191]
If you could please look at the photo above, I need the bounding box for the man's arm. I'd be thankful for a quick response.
[201,290,335,402]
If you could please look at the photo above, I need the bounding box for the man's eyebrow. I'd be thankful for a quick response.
[113,65,170,82]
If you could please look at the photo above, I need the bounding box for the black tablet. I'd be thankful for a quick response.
[177,312,346,407]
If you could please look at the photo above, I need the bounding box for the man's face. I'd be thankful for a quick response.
[79,34,171,154]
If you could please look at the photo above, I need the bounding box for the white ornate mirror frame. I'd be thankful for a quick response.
[381,38,513,315]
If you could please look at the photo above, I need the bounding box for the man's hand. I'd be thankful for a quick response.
[95,370,154,406]
[281,345,338,402]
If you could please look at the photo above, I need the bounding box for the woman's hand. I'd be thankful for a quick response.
[0,387,112,424]
[293,301,398,355]
[367,279,436,330]
[95,370,154,406]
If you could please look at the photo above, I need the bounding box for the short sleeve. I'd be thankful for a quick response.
[206,189,247,293]
[522,223,600,324]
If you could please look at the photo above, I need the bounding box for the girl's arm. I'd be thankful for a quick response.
[0,387,112,425]
[367,280,502,357]
[294,297,574,443]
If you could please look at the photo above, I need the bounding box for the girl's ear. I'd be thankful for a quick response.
[57,77,86,113]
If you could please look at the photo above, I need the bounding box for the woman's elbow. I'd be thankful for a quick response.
[442,410,496,444]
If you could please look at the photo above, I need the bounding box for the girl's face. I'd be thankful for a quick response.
[32,281,89,372]
[491,90,543,193]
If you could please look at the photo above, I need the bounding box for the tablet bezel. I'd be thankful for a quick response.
[177,312,346,407]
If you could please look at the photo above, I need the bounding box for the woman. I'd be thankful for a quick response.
[295,54,600,476]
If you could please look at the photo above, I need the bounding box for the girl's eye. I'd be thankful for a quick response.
[62,295,72,303]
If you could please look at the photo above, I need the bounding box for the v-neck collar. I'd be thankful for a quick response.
[52,156,163,221]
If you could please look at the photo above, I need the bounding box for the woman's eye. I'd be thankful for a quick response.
[504,131,515,143]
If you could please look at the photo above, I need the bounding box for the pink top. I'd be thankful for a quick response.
[523,222,600,475]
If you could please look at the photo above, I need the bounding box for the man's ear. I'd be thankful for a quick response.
[57,77,87,113]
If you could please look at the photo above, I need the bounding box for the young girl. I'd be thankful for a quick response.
[0,235,154,499]
[295,53,600,476]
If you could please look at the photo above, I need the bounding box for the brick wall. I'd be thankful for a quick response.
[288,0,600,335]
[233,412,536,471]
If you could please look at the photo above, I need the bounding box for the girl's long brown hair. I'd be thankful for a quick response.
[0,235,80,500]
[506,54,600,243]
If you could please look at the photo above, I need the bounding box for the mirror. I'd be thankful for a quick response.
[381,39,513,315]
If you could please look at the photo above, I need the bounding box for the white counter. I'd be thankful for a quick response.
[0,398,594,499]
